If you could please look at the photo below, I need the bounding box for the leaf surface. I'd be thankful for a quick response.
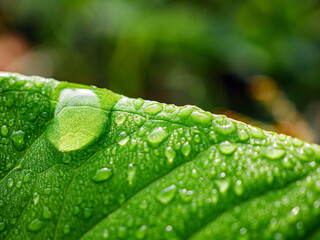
[1,72,320,240]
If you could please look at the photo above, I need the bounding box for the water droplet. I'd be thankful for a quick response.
[1,125,8,136]
[238,129,250,141]
[211,189,219,204]
[92,168,113,182]
[250,127,265,139]
[62,155,72,164]
[7,178,13,188]
[156,185,177,205]
[233,180,244,196]
[136,225,148,239]
[117,226,127,239]
[115,114,126,125]
[11,130,25,150]
[44,187,52,195]
[133,98,144,110]
[264,148,286,160]
[190,110,212,126]
[0,222,5,232]
[147,127,168,146]
[28,219,43,232]
[215,179,230,194]
[84,208,93,219]
[118,136,130,146]
[218,141,237,155]
[179,106,193,119]
[292,138,304,147]
[127,166,136,185]
[181,142,191,157]
[33,193,40,205]
[63,225,70,234]
[118,194,126,204]
[102,229,109,239]
[179,189,194,202]
[43,206,52,219]
[215,119,236,135]
[16,181,22,188]
[133,116,143,126]
[165,146,176,163]
[144,103,163,115]
[23,172,31,182]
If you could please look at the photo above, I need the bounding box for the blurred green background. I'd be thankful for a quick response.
[0,0,319,142]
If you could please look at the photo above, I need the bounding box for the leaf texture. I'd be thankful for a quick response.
[0,72,320,240]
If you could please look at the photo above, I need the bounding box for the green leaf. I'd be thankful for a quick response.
[1,72,320,240]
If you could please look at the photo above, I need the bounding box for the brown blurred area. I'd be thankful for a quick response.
[0,0,319,143]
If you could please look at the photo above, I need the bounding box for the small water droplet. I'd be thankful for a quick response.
[250,127,265,139]
[233,180,244,196]
[23,172,31,182]
[16,180,22,188]
[28,219,43,232]
[165,146,176,163]
[292,138,304,147]
[179,106,193,119]
[11,130,25,150]
[133,98,144,110]
[211,189,219,204]
[62,155,72,164]
[238,129,250,141]
[0,222,5,232]
[118,136,130,146]
[136,225,148,239]
[215,119,236,135]
[118,194,126,204]
[190,110,212,126]
[133,116,143,126]
[115,114,126,125]
[156,185,177,205]
[43,206,52,219]
[1,125,8,136]
[181,142,191,157]
[215,179,230,194]
[117,226,127,239]
[84,208,93,219]
[92,168,113,182]
[7,178,13,188]
[147,127,168,146]
[179,189,194,202]
[127,166,136,185]
[144,103,163,115]
[218,141,237,155]
[63,225,70,234]
[264,148,286,160]
[33,193,40,205]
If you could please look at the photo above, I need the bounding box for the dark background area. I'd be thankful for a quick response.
[0,0,319,143]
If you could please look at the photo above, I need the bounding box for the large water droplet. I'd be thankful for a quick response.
[11,130,25,150]
[147,127,168,146]
[250,127,265,139]
[181,142,191,157]
[218,141,237,155]
[28,219,43,232]
[165,146,176,163]
[264,148,286,160]
[47,88,108,152]
[133,98,144,110]
[92,168,113,182]
[190,110,212,126]
[156,185,177,205]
